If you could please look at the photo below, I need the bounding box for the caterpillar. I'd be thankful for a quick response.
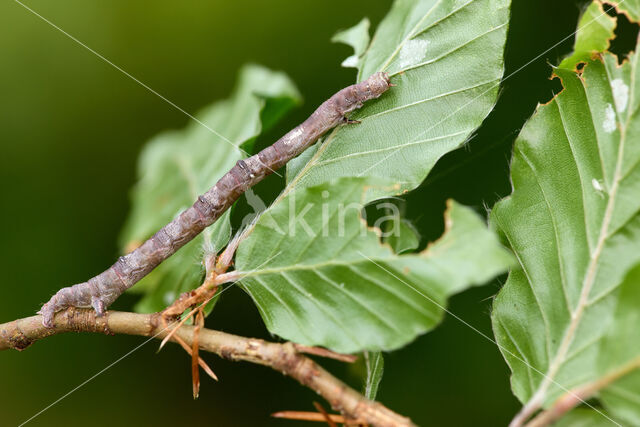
[39,72,393,327]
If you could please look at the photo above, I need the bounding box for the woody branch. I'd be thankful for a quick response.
[0,308,414,427]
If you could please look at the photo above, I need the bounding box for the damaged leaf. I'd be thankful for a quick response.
[236,177,512,353]
[491,34,640,423]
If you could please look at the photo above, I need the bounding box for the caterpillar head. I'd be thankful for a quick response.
[368,72,393,97]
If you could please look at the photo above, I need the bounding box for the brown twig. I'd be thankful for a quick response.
[0,308,414,427]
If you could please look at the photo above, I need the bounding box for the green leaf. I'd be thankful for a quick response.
[600,371,640,426]
[332,18,371,69]
[235,177,512,353]
[285,0,511,200]
[385,218,421,254]
[119,64,301,312]
[285,141,319,183]
[491,42,640,415]
[558,1,616,72]
[554,409,609,427]
[363,351,385,399]
[542,263,640,425]
[596,262,640,425]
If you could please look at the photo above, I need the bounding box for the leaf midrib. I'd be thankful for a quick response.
[240,254,437,324]
[523,52,638,410]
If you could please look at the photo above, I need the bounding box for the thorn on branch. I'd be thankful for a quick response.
[272,410,349,424]
[272,404,367,426]
[313,401,339,427]
[191,308,208,399]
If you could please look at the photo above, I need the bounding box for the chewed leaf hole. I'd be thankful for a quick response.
[605,2,640,63]
[540,75,565,106]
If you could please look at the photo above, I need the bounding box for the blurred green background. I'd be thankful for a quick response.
[0,0,615,425]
